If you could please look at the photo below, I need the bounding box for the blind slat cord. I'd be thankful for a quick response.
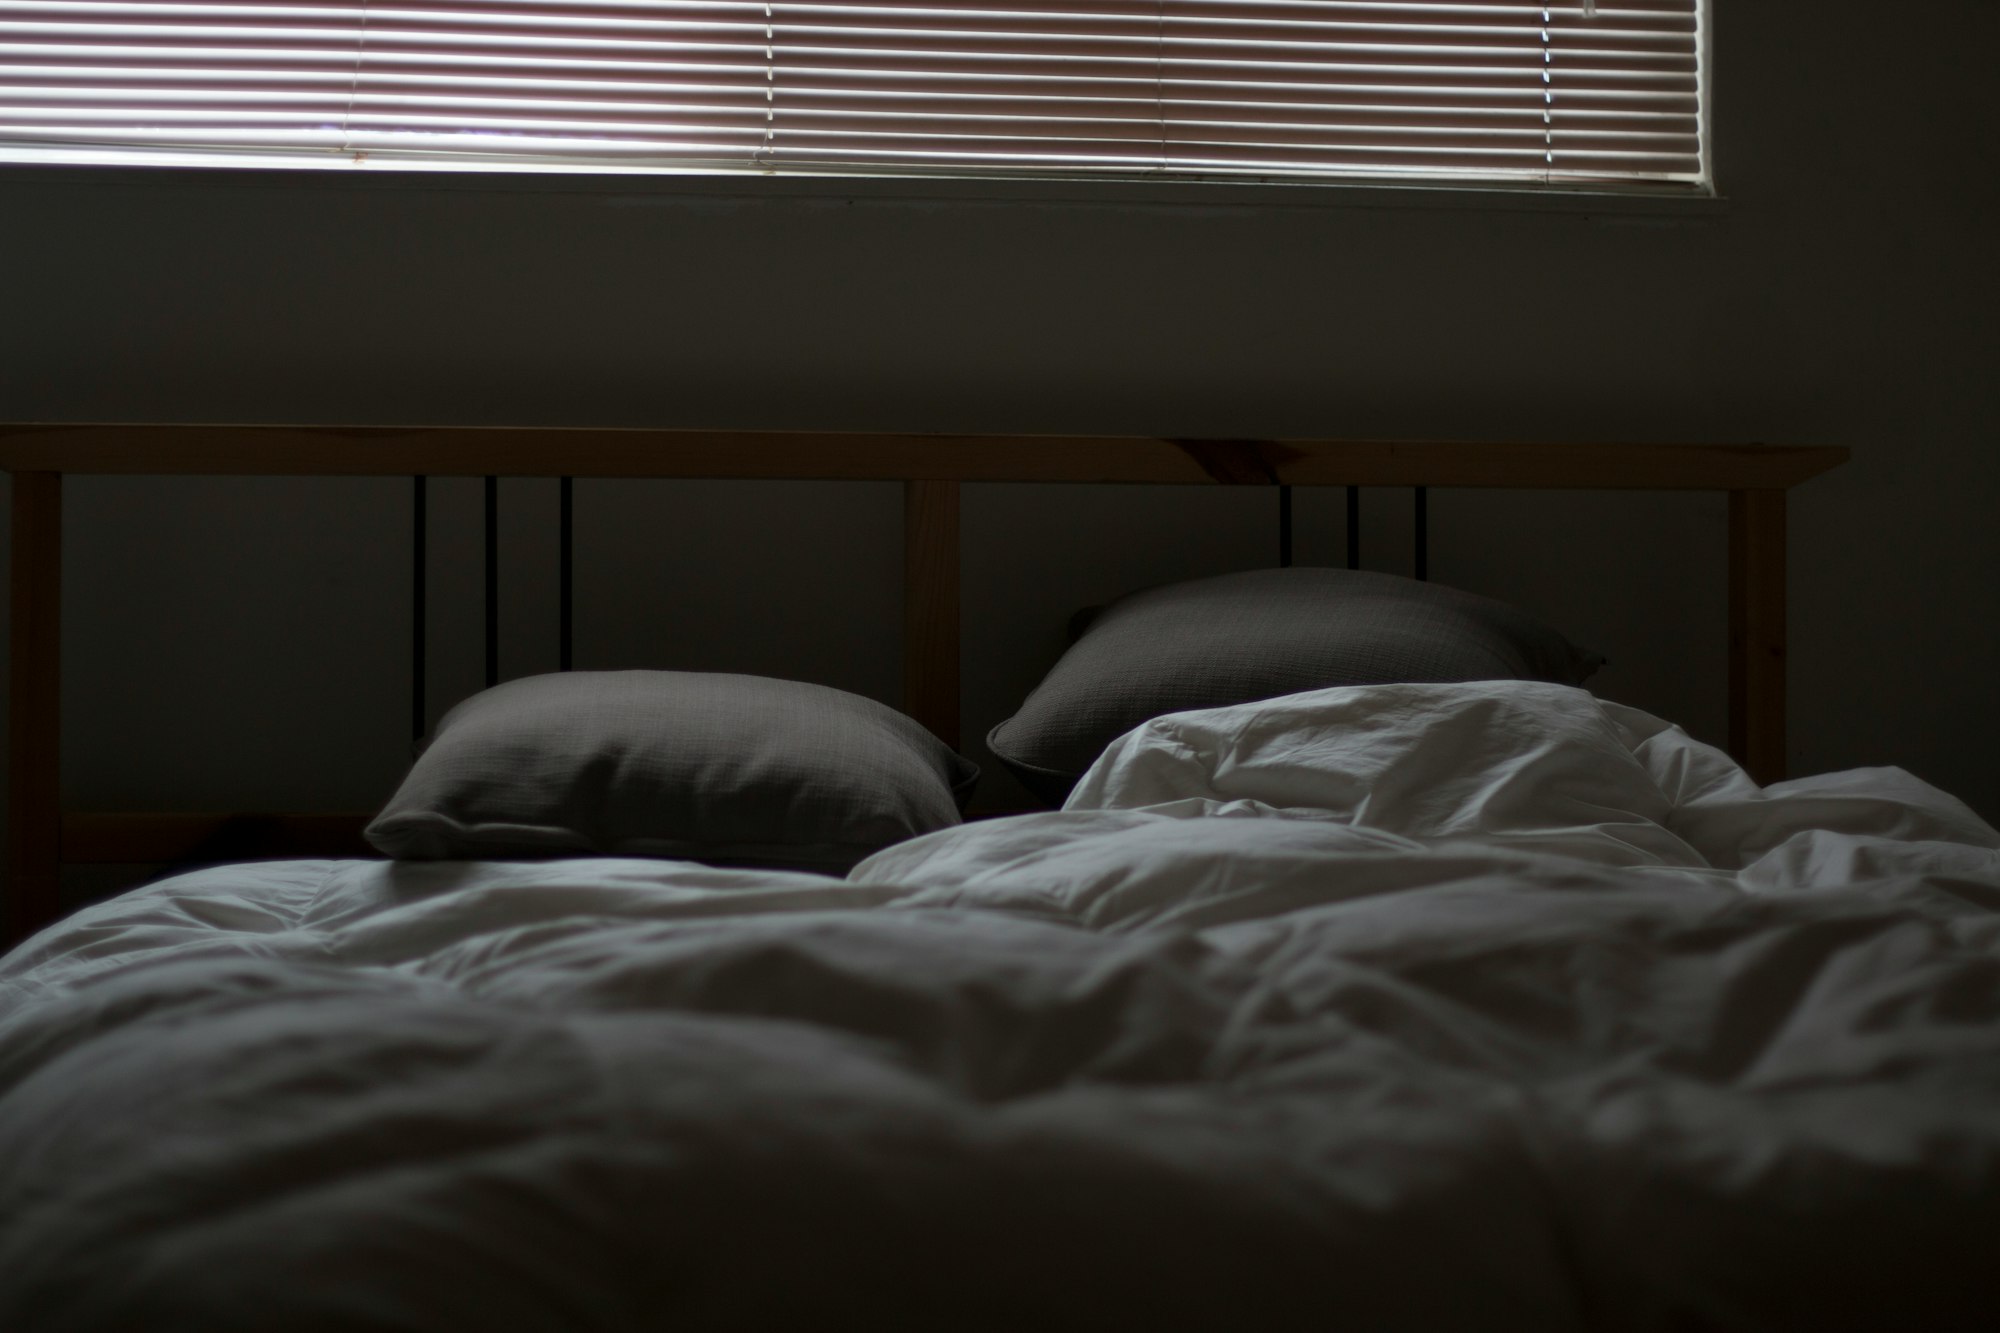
[336,0,370,156]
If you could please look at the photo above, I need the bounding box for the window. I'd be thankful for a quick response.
[0,2,1706,190]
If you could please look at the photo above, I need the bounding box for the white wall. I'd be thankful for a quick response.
[2,1,1995,904]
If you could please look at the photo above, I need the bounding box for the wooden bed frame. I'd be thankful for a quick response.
[0,425,1848,944]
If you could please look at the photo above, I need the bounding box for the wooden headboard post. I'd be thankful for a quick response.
[1728,489,1788,783]
[0,426,1847,944]
[902,479,961,748]
[8,470,61,943]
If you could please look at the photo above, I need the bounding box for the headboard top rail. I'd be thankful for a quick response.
[0,424,1848,490]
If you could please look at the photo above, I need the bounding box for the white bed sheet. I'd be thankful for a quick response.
[3,682,1998,1330]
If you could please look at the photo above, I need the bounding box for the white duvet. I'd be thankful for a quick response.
[3,682,1999,1331]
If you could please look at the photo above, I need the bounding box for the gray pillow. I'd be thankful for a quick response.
[988,567,1604,807]
[368,671,978,873]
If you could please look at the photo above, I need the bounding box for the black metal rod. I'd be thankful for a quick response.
[1277,484,1293,568]
[559,476,574,672]
[1345,486,1361,570]
[1414,486,1429,582]
[484,475,499,689]
[412,476,427,747]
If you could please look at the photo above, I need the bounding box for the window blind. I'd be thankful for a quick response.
[0,2,1705,187]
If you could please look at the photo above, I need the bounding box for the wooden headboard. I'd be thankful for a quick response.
[0,424,1848,942]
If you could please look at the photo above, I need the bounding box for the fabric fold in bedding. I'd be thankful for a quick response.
[3,682,1998,1330]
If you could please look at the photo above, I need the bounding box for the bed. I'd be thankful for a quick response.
[10,427,1998,1329]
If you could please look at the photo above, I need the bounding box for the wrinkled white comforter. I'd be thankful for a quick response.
[3,682,1999,1331]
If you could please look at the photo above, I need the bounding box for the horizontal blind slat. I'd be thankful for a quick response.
[0,0,1707,185]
